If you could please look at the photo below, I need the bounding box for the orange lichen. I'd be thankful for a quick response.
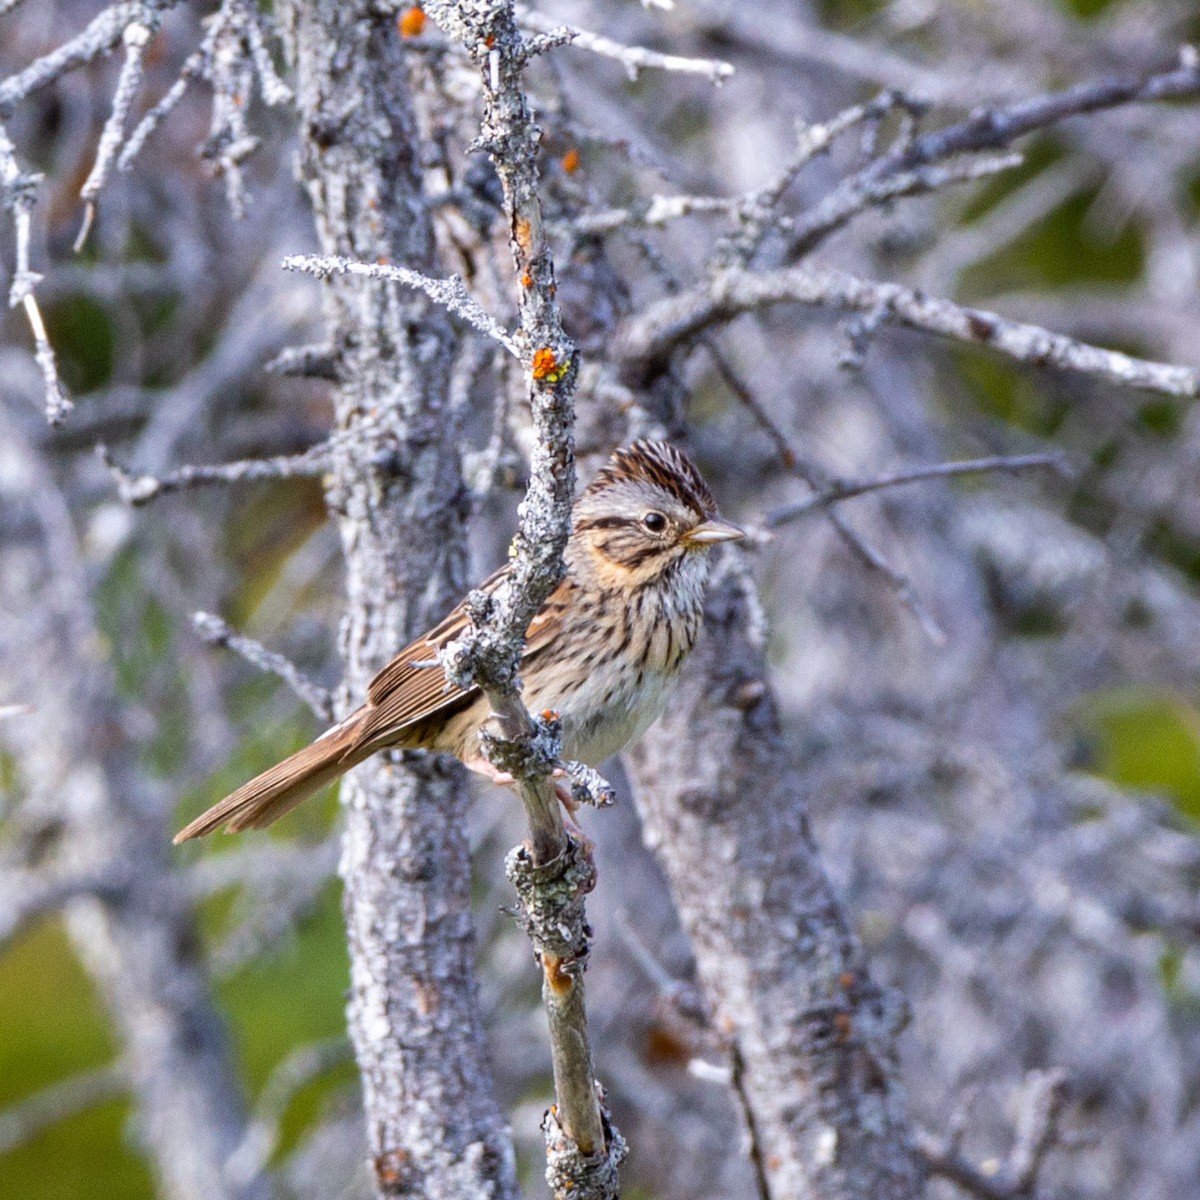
[542,953,573,998]
[834,1011,854,1042]
[541,709,560,721]
[376,255,391,266]
[374,1149,411,1187]
[398,6,425,37]
[561,147,581,174]
[532,347,567,383]
[521,271,533,288]
[514,215,533,257]
[838,971,855,990]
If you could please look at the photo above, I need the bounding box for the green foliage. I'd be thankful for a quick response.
[1075,687,1200,824]
[0,923,151,1200]
[215,879,355,1157]
[960,183,1145,299]
[0,882,354,1196]
[46,295,115,393]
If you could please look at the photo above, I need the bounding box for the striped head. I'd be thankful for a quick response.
[570,441,743,587]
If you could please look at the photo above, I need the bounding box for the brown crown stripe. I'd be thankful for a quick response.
[588,441,716,518]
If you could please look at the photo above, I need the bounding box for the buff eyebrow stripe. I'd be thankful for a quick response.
[575,515,628,532]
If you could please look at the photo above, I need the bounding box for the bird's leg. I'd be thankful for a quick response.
[464,758,592,853]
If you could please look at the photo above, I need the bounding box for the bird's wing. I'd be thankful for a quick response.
[352,564,566,748]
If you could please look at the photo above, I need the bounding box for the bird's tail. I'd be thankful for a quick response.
[174,717,369,842]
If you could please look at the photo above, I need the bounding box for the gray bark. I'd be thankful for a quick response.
[279,3,516,1196]
[627,559,923,1200]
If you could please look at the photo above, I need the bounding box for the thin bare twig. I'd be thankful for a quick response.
[704,338,945,640]
[97,441,331,505]
[0,1065,128,1155]
[282,254,521,358]
[75,13,158,251]
[787,52,1200,259]
[621,263,1200,398]
[1,122,70,423]
[192,612,334,722]
[516,7,732,83]
[119,47,205,172]
[765,453,1069,527]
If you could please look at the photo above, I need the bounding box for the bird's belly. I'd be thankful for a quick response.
[532,659,678,767]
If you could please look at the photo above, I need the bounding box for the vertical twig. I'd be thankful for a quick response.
[425,2,623,1192]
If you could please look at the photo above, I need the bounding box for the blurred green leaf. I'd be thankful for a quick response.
[0,922,150,1200]
[1075,687,1200,823]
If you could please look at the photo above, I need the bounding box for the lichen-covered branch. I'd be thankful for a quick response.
[0,2,178,116]
[282,254,522,358]
[619,264,1200,397]
[516,6,733,83]
[626,560,924,1200]
[279,1,517,1195]
[423,2,620,1191]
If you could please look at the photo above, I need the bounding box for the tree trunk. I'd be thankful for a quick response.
[279,3,517,1196]
[627,562,924,1200]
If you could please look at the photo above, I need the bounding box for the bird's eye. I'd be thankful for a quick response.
[642,511,667,532]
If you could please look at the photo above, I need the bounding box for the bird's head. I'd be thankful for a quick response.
[571,441,743,588]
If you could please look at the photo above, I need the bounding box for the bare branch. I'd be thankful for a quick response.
[704,338,945,639]
[569,194,738,236]
[424,3,621,1191]
[916,1070,1070,1200]
[75,15,158,251]
[627,561,924,1200]
[1,123,70,423]
[621,264,1200,398]
[118,47,205,172]
[263,342,340,380]
[0,865,128,949]
[118,0,293,176]
[98,441,331,505]
[185,839,340,902]
[1009,1070,1071,1192]
[0,2,175,116]
[0,1065,128,1156]
[282,254,521,358]
[225,1040,352,1188]
[765,453,1070,527]
[787,53,1200,258]
[192,612,335,722]
[918,1069,1071,1200]
[517,7,733,83]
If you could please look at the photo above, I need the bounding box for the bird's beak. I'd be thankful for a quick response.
[683,518,745,548]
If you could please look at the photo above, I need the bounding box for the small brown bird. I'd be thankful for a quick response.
[175,441,743,842]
